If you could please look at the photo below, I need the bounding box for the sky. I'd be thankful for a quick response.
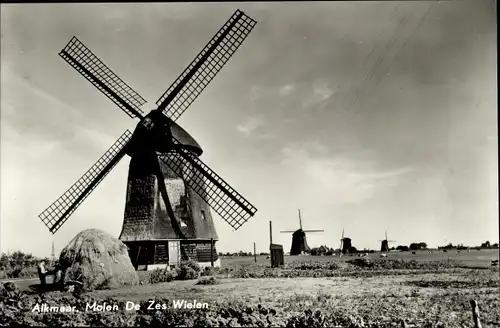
[1,1,497,257]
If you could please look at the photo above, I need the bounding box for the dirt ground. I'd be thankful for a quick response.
[88,267,499,327]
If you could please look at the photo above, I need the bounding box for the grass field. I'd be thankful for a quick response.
[2,249,499,327]
[220,249,499,268]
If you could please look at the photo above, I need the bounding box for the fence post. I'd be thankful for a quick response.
[210,238,214,268]
[470,300,482,328]
[269,221,273,267]
[269,221,273,245]
[253,242,257,263]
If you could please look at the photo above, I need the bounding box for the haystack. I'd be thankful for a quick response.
[59,229,138,291]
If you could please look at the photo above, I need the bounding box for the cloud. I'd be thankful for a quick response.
[236,116,264,136]
[256,133,275,140]
[300,79,337,108]
[279,84,295,96]
[313,80,335,101]
[280,141,414,204]
[248,86,262,102]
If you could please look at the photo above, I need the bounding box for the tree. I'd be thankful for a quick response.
[409,242,427,251]
[481,241,491,248]
[418,242,428,249]
[396,245,409,252]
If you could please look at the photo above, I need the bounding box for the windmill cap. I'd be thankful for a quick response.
[168,119,203,156]
[140,110,203,156]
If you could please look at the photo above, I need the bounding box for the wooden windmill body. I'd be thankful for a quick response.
[38,10,258,270]
[119,122,219,269]
[379,231,395,252]
[339,229,353,255]
[280,210,324,256]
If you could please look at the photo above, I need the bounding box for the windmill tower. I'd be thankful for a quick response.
[379,231,395,252]
[38,10,258,270]
[280,209,324,255]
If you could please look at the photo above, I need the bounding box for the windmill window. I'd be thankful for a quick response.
[201,210,206,220]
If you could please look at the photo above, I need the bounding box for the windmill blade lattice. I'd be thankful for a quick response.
[59,37,147,119]
[158,148,257,230]
[156,10,256,121]
[38,130,132,234]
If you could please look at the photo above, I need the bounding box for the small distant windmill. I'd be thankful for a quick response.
[379,231,395,252]
[280,209,324,255]
[339,228,352,255]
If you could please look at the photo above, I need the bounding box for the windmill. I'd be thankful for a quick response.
[379,231,395,252]
[339,228,353,255]
[38,10,258,270]
[280,209,324,255]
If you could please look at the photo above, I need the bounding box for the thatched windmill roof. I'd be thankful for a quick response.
[59,229,138,291]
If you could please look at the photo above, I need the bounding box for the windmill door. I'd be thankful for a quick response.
[168,241,180,267]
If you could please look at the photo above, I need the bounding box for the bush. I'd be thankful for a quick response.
[147,268,174,284]
[346,258,374,268]
[196,276,219,285]
[200,266,218,277]
[175,260,201,281]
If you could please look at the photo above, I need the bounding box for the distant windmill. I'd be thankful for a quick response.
[339,228,353,254]
[379,231,395,252]
[280,209,324,255]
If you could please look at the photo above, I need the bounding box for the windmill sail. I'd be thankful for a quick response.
[59,37,147,119]
[38,130,132,234]
[158,147,257,231]
[339,228,344,253]
[156,10,257,121]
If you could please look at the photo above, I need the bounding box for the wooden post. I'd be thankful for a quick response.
[470,300,482,328]
[269,221,273,245]
[253,242,257,263]
[210,238,214,268]
[269,221,273,267]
